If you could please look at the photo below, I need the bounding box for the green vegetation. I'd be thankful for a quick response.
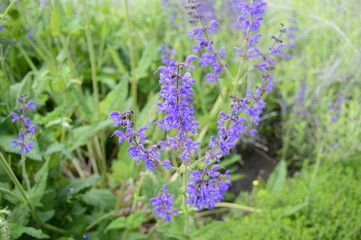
[0,0,360,239]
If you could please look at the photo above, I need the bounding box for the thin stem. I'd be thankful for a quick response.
[215,202,261,213]
[0,152,66,234]
[20,112,30,191]
[82,0,100,118]
[124,0,138,110]
[183,164,189,235]
[0,1,15,23]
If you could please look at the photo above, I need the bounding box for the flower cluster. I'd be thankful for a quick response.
[9,94,38,154]
[187,165,231,209]
[186,1,226,83]
[110,111,162,171]
[150,185,179,221]
[156,56,201,162]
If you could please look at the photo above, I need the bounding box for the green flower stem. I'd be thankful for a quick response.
[124,0,138,111]
[0,1,15,23]
[215,202,261,213]
[0,152,66,234]
[20,113,30,191]
[183,164,189,235]
[81,0,100,118]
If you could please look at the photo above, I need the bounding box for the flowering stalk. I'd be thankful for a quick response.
[9,94,38,190]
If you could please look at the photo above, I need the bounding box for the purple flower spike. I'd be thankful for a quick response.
[9,95,38,154]
[150,185,179,221]
[186,167,231,209]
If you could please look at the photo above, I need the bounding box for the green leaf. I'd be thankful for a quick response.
[266,160,287,194]
[106,212,146,232]
[100,75,129,115]
[82,188,116,210]
[106,217,127,232]
[127,212,147,229]
[280,202,308,216]
[29,161,49,207]
[50,9,61,36]
[108,46,127,74]
[135,41,159,79]
[68,120,113,151]
[66,174,100,195]
[10,223,49,239]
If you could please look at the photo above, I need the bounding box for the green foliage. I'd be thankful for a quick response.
[0,0,360,238]
[216,159,361,240]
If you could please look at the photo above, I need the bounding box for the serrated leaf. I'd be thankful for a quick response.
[100,75,128,115]
[266,160,287,194]
[29,160,49,207]
[10,223,49,239]
[68,120,113,151]
[82,188,116,210]
[135,41,159,78]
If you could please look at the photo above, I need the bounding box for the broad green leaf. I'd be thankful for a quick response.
[65,174,100,195]
[266,160,287,194]
[29,160,49,207]
[68,120,113,151]
[106,217,127,232]
[44,142,72,160]
[69,86,95,121]
[127,212,147,230]
[135,41,159,78]
[100,75,129,115]
[10,223,49,239]
[106,212,146,232]
[82,188,116,210]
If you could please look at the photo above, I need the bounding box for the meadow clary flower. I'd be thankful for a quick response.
[9,94,38,154]
[187,165,231,209]
[150,185,179,221]
[110,111,161,171]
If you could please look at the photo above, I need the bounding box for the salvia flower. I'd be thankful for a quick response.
[150,185,179,221]
[155,56,200,161]
[185,1,226,83]
[187,165,231,209]
[110,111,161,171]
[9,94,38,154]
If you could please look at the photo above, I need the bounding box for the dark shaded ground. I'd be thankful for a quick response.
[231,145,278,194]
